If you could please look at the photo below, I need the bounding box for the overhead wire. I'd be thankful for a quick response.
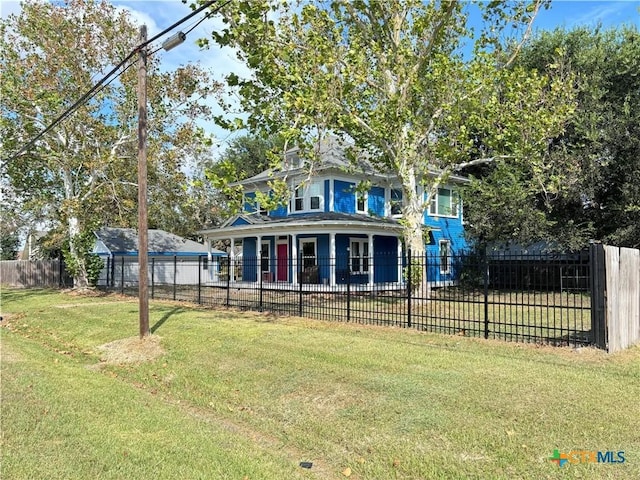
[4,0,223,162]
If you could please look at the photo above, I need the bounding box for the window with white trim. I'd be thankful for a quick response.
[300,239,317,270]
[390,188,403,216]
[260,242,270,272]
[350,239,370,273]
[291,180,323,212]
[429,188,459,217]
[356,191,367,214]
[439,239,451,275]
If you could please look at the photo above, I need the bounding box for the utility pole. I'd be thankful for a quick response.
[137,25,149,339]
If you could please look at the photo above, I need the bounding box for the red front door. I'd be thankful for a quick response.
[276,243,288,281]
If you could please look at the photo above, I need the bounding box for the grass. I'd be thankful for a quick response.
[1,288,639,479]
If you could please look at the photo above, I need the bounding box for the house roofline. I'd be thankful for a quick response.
[231,164,470,188]
[199,219,404,239]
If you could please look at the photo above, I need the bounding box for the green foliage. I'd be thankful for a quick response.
[466,25,640,249]
[0,231,19,260]
[205,133,287,217]
[62,230,103,287]
[402,258,423,293]
[206,0,574,253]
[1,0,219,281]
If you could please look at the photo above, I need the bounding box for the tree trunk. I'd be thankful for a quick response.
[62,169,90,289]
[400,165,431,300]
[67,215,90,289]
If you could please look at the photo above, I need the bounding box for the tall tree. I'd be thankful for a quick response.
[205,133,286,219]
[1,0,217,286]
[206,0,574,260]
[464,25,640,250]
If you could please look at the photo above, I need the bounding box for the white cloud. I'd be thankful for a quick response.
[566,1,638,28]
[110,1,253,149]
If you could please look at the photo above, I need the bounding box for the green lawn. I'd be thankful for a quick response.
[1,288,638,479]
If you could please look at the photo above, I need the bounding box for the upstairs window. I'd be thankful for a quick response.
[390,189,403,216]
[429,188,459,217]
[291,180,323,212]
[356,191,367,214]
[309,181,322,210]
[294,186,304,211]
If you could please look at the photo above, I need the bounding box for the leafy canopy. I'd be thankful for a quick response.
[206,0,575,252]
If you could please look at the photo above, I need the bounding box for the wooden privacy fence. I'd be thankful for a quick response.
[0,259,71,288]
[603,245,640,353]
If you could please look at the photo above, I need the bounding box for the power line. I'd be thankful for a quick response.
[4,0,223,162]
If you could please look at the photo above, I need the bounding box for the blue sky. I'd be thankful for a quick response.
[1,0,638,152]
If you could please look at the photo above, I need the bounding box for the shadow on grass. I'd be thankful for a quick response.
[0,288,63,306]
[151,307,185,334]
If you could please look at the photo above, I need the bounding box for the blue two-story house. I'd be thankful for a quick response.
[200,141,468,288]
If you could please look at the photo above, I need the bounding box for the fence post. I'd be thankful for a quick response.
[407,249,412,328]
[589,241,607,350]
[110,255,115,287]
[197,256,202,305]
[346,247,351,323]
[151,258,155,299]
[120,256,125,294]
[225,257,231,307]
[483,247,489,339]
[259,254,264,312]
[298,258,303,317]
[173,255,177,301]
[58,257,63,287]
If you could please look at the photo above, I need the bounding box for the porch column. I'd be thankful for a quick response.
[397,237,403,285]
[230,237,235,281]
[256,235,262,283]
[329,232,336,286]
[368,234,374,287]
[291,234,298,284]
[206,239,212,284]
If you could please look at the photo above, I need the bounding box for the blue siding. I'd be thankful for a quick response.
[374,236,398,282]
[324,180,331,212]
[244,192,256,213]
[242,238,257,281]
[334,180,355,213]
[424,216,467,283]
[368,186,385,216]
[270,204,288,217]
[231,217,250,226]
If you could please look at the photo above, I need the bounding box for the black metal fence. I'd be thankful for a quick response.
[102,247,600,348]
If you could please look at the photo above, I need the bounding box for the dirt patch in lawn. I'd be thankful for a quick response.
[95,335,165,366]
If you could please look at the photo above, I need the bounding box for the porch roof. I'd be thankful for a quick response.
[200,212,404,239]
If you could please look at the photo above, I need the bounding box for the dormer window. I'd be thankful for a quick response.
[291,180,324,213]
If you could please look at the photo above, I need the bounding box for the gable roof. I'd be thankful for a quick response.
[94,228,225,256]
